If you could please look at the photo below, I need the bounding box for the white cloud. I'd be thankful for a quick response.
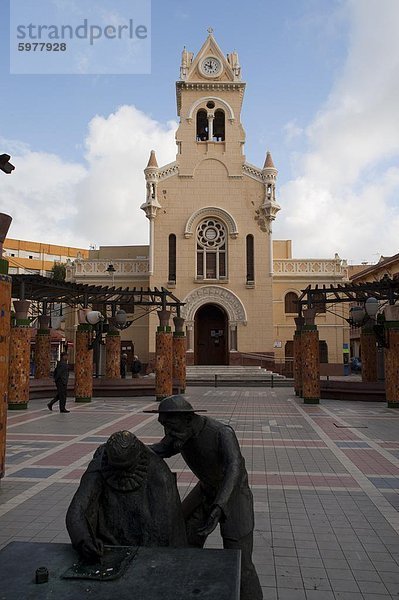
[276,0,399,263]
[1,105,177,248]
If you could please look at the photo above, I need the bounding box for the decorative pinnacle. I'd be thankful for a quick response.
[207,26,214,35]
[146,150,158,168]
[263,151,276,170]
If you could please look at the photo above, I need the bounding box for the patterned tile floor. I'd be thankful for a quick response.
[1,387,399,599]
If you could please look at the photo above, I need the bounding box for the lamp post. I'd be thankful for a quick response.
[106,263,116,287]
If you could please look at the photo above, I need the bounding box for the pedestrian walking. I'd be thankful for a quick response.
[120,353,128,378]
[131,354,142,378]
[47,352,70,413]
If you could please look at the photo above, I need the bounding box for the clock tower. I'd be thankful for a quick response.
[141,31,280,365]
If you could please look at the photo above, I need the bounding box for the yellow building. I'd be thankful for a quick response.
[67,32,349,373]
[4,238,89,276]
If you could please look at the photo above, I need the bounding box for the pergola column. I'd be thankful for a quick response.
[293,316,304,397]
[75,323,93,403]
[105,331,121,379]
[301,310,320,404]
[173,316,186,394]
[0,252,12,481]
[360,323,378,383]
[34,315,51,379]
[8,300,31,410]
[155,310,173,401]
[384,306,399,409]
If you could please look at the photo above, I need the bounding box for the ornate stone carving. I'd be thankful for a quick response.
[184,207,239,239]
[273,259,347,277]
[242,162,264,183]
[186,96,235,121]
[181,285,247,324]
[72,259,149,279]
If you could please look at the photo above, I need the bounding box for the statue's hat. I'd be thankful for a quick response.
[143,394,206,414]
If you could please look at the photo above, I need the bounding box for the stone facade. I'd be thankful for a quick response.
[65,34,349,372]
[75,326,93,402]
[34,331,51,379]
[8,326,31,409]
[105,333,121,379]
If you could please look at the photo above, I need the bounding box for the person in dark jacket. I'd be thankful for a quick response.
[131,354,142,378]
[47,352,69,413]
[120,353,128,378]
[66,430,187,561]
[146,395,263,600]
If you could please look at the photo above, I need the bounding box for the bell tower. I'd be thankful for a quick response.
[175,29,246,177]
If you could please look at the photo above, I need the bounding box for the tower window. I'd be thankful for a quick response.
[168,234,176,282]
[213,109,225,141]
[196,109,208,141]
[246,235,254,282]
[196,218,227,280]
[285,292,298,314]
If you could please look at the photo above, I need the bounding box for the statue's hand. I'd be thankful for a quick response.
[79,538,104,561]
[197,505,223,537]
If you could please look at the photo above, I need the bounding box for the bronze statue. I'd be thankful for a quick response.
[146,395,263,600]
[66,430,187,561]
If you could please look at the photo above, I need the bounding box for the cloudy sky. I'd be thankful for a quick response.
[1,0,398,264]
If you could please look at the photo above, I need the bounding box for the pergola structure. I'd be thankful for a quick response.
[1,274,187,479]
[11,274,184,314]
[293,276,399,408]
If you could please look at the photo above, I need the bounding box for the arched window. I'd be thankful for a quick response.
[284,292,298,314]
[246,235,254,282]
[196,218,227,280]
[213,109,225,141]
[168,234,176,282]
[319,341,328,363]
[196,109,208,141]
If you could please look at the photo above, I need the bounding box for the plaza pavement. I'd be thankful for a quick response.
[1,386,399,599]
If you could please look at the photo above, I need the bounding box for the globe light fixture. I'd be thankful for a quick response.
[365,297,378,318]
[85,310,104,325]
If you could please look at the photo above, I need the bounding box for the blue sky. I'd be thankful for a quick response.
[1,0,399,264]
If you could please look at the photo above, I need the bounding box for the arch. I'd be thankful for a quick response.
[284,291,299,314]
[185,206,239,239]
[187,96,235,121]
[213,109,225,141]
[168,233,176,282]
[196,109,208,141]
[181,285,247,325]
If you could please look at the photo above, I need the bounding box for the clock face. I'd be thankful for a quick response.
[200,57,222,77]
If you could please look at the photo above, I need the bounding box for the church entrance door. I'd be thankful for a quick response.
[195,304,228,365]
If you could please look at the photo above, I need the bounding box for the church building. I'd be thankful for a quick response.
[67,32,349,373]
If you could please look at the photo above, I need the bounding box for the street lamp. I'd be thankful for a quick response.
[0,154,15,174]
[106,263,116,286]
[349,297,387,347]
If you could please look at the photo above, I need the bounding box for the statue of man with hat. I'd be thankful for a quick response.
[66,430,187,561]
[145,395,262,600]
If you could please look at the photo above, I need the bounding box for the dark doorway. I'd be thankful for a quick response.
[195,304,228,365]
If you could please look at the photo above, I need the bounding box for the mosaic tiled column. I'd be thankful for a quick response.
[293,330,302,397]
[34,316,51,379]
[106,331,121,379]
[360,323,378,383]
[75,323,93,403]
[155,310,173,401]
[384,306,399,408]
[173,316,186,394]
[0,261,12,480]
[301,325,320,404]
[8,300,31,410]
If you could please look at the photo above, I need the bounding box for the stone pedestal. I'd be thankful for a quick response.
[0,267,12,480]
[8,325,31,410]
[173,334,187,393]
[360,324,378,383]
[384,321,399,409]
[105,332,121,379]
[156,327,173,401]
[301,325,320,404]
[75,324,93,403]
[293,330,302,397]
[34,330,51,379]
